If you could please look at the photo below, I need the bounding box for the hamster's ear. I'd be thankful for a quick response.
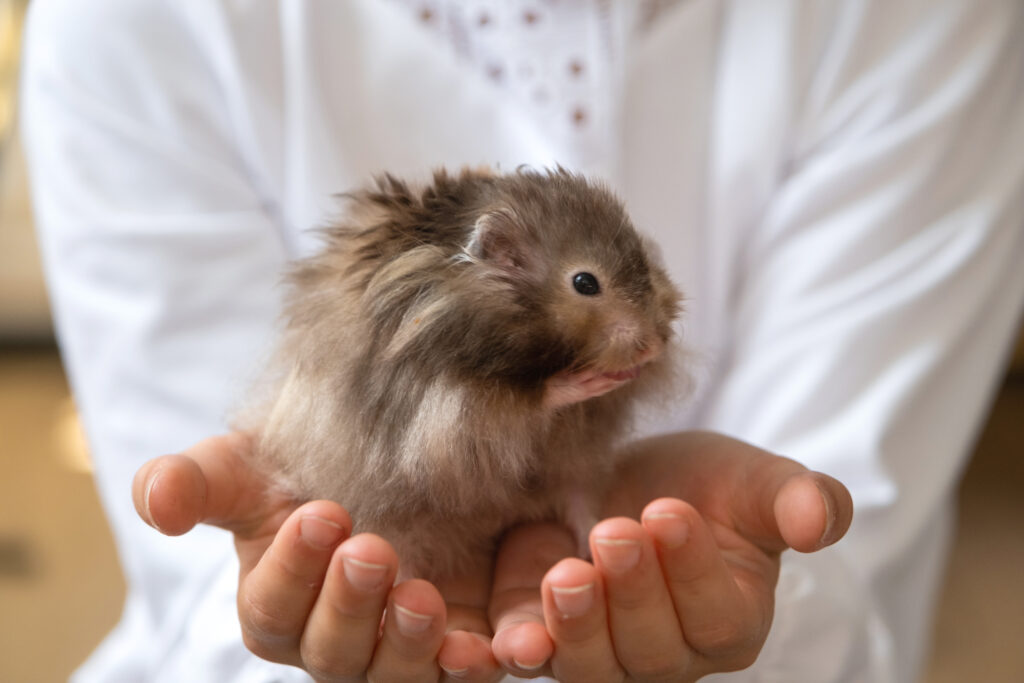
[465,209,541,274]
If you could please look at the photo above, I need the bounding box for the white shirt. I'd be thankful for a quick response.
[20,1,1024,681]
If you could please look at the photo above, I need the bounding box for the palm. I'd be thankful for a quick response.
[133,430,851,681]
[486,430,852,681]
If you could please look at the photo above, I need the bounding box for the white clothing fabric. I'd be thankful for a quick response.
[19,1,1024,681]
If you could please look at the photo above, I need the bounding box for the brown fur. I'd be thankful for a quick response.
[239,168,684,579]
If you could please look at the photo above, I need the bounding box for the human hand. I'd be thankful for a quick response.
[132,433,506,682]
[486,430,854,681]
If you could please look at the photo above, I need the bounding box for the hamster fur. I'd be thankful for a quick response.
[241,167,683,580]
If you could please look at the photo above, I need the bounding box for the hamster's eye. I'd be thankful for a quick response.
[572,272,600,296]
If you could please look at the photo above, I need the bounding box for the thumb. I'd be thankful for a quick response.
[132,432,292,539]
[771,470,854,553]
[731,450,853,554]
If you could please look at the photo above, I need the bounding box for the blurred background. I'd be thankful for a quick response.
[0,1,1021,681]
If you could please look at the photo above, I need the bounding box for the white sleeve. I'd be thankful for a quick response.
[21,1,307,680]
[702,2,1024,681]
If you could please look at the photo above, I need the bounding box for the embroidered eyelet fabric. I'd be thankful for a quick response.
[386,0,685,165]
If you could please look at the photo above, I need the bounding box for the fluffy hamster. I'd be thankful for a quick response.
[242,167,683,580]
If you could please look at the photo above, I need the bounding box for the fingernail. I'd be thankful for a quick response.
[550,582,594,619]
[440,664,469,678]
[593,537,641,574]
[643,512,690,549]
[144,471,165,532]
[817,483,837,546]
[299,515,344,549]
[342,555,389,591]
[393,604,433,635]
[512,658,546,672]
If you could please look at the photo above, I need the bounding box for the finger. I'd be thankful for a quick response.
[642,498,770,673]
[132,432,289,538]
[437,630,503,682]
[735,460,852,554]
[489,523,572,676]
[680,438,823,554]
[589,517,690,680]
[298,533,398,680]
[540,558,624,683]
[366,579,447,683]
[434,577,503,680]
[434,550,495,637]
[700,439,852,554]
[433,554,503,681]
[610,432,853,554]
[237,500,352,666]
[775,471,853,552]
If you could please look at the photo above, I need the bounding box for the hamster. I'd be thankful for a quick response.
[241,167,683,580]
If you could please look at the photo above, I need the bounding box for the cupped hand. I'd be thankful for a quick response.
[132,433,504,682]
[487,430,854,681]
